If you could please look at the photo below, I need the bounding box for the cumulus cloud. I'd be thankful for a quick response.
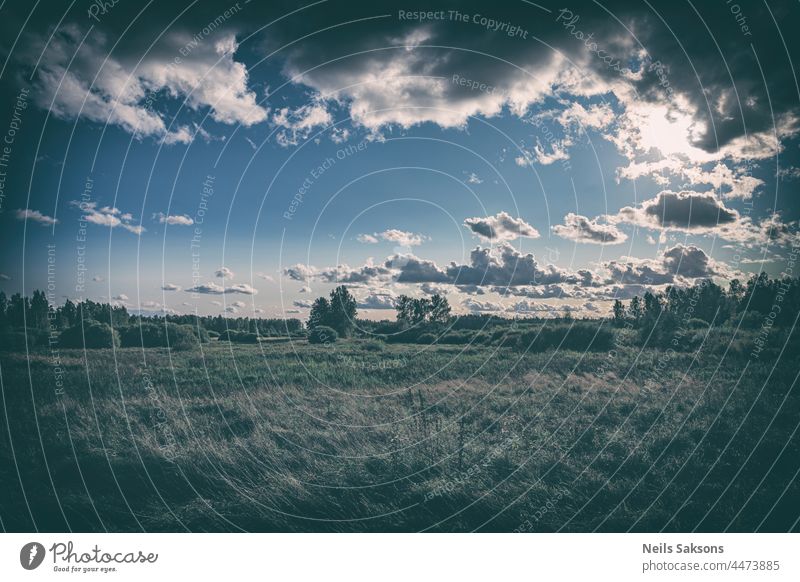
[463,211,540,241]
[185,282,257,295]
[613,190,738,232]
[602,244,721,286]
[357,229,427,246]
[154,212,194,226]
[16,208,58,226]
[27,25,267,142]
[273,102,333,146]
[161,283,181,291]
[72,201,144,234]
[356,289,398,310]
[552,213,627,245]
[215,266,235,278]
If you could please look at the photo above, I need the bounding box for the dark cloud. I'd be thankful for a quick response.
[463,212,540,242]
[552,213,627,244]
[185,282,258,295]
[616,190,739,231]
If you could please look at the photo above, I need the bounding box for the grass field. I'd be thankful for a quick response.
[1,335,799,532]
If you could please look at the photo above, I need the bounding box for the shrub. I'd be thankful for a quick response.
[308,326,338,344]
[59,322,120,349]
[416,332,438,345]
[219,330,260,343]
[687,318,710,329]
[0,330,43,351]
[361,340,384,352]
[120,322,205,349]
[738,311,764,330]
[207,330,220,339]
[165,324,201,350]
[516,322,613,353]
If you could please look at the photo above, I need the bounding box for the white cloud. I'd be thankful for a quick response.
[72,200,144,235]
[161,283,181,291]
[15,209,58,226]
[273,102,332,146]
[357,229,427,247]
[29,26,267,143]
[215,267,235,278]
[154,212,194,226]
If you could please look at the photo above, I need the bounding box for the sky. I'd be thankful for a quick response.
[1,0,799,319]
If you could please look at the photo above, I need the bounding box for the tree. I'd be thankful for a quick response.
[428,294,451,323]
[29,290,50,330]
[308,297,331,329]
[0,291,7,329]
[328,286,357,337]
[628,296,643,325]
[395,295,414,324]
[643,291,662,321]
[612,299,626,326]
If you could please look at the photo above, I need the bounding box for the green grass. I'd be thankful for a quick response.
[1,337,798,532]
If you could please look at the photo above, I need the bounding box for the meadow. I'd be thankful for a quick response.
[2,326,798,532]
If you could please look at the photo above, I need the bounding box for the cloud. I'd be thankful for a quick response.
[215,267,235,278]
[231,300,246,308]
[357,229,427,246]
[15,209,58,226]
[283,264,316,281]
[294,259,394,285]
[613,190,739,233]
[72,201,144,234]
[273,102,332,146]
[113,294,129,301]
[602,244,721,285]
[292,299,314,309]
[92,275,104,282]
[661,244,719,279]
[225,306,239,314]
[27,25,268,142]
[463,211,540,241]
[552,213,627,245]
[462,298,504,313]
[154,212,194,226]
[356,289,398,310]
[392,244,591,288]
[185,282,257,295]
[0,274,11,281]
[299,286,312,293]
[256,272,275,282]
[465,172,483,184]
[161,283,181,291]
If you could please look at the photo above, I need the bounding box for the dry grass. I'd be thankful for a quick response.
[1,339,798,532]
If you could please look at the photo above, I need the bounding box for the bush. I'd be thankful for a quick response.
[516,322,613,353]
[59,322,120,349]
[361,340,384,352]
[308,326,338,344]
[738,311,764,330]
[219,330,260,343]
[687,318,710,329]
[207,330,220,339]
[0,330,46,351]
[120,322,206,350]
[416,332,438,345]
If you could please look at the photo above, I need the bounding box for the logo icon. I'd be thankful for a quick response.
[20,542,45,570]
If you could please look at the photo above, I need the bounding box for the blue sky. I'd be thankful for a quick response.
[1,0,799,318]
